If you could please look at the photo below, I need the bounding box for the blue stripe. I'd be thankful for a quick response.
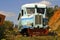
[21,17,34,20]
[22,25,33,29]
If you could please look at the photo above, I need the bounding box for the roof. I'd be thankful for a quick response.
[21,3,47,9]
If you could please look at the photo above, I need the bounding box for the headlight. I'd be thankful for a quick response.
[27,22,32,26]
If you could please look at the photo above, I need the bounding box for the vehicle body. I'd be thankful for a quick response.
[18,3,50,36]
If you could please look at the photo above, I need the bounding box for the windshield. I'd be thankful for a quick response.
[37,8,45,14]
[27,8,35,14]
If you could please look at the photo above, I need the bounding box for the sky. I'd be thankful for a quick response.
[0,0,60,25]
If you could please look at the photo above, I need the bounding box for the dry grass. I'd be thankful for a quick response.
[14,35,60,40]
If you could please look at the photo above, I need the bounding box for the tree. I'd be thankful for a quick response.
[46,5,60,20]
[0,20,14,39]
[3,21,14,30]
[3,21,20,40]
[0,20,14,40]
[46,7,54,20]
[54,5,58,11]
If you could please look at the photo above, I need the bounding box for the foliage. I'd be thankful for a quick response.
[0,20,14,40]
[46,7,54,20]
[46,5,60,21]
[54,5,59,11]
[3,20,20,40]
[3,21,14,30]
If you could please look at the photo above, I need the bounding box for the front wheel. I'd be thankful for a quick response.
[20,28,29,36]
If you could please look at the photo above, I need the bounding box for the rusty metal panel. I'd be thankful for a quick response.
[0,14,5,25]
[48,9,60,30]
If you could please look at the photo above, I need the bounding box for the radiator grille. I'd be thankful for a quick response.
[35,15,42,24]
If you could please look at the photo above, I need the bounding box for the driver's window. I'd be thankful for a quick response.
[27,8,35,14]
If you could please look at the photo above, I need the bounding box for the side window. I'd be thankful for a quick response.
[21,10,23,16]
[27,8,35,14]
[37,8,45,14]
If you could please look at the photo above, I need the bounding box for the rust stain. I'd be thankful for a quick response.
[48,9,60,30]
[0,14,5,25]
